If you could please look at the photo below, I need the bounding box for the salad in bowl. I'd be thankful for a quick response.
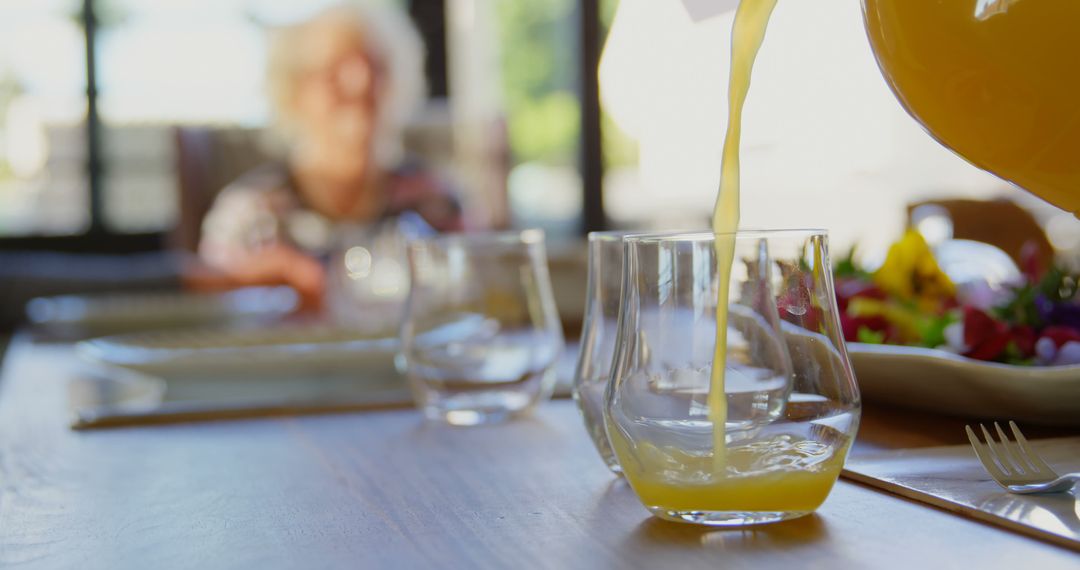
[832,230,1080,424]
[835,230,1079,367]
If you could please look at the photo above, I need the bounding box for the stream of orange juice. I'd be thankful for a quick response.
[707,0,778,473]
[864,0,1080,215]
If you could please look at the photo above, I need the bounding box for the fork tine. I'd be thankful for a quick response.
[979,423,1015,475]
[993,421,1032,474]
[966,425,1009,483]
[1008,421,1054,474]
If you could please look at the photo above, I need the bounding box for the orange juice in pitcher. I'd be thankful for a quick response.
[863,0,1080,215]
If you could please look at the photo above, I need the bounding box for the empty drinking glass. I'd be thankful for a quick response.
[573,231,636,473]
[399,230,564,425]
[606,230,861,526]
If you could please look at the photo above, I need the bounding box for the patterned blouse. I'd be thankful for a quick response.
[199,161,463,268]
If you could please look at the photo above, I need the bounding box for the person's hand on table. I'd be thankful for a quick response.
[183,244,326,312]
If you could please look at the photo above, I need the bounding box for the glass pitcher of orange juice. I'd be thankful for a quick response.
[863,0,1080,215]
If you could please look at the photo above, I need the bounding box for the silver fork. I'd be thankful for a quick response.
[965,421,1079,494]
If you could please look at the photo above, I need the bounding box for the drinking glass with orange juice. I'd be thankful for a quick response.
[605,230,860,526]
[863,0,1080,215]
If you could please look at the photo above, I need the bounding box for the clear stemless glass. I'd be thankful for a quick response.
[399,230,565,426]
[605,230,861,526]
[573,231,636,473]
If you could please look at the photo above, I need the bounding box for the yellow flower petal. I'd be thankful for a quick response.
[873,230,955,301]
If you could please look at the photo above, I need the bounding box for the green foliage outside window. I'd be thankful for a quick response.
[495,0,579,165]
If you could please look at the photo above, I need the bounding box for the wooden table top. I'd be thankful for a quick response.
[1,335,1077,569]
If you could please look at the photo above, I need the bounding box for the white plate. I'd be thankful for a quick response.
[848,343,1080,426]
[78,325,400,381]
[72,326,406,428]
[27,287,299,336]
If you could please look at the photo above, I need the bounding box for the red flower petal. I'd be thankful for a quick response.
[965,333,1011,361]
[963,306,1007,348]
[841,314,890,342]
[1009,325,1036,357]
[1040,326,1080,348]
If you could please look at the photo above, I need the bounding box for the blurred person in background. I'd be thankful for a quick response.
[196,2,464,309]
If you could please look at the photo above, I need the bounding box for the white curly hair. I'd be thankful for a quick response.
[265,1,427,166]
